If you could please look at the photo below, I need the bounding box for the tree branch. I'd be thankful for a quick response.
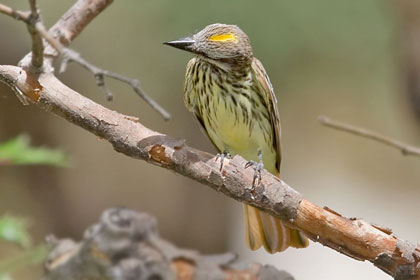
[43,208,294,280]
[28,14,172,119]
[2,0,171,120]
[0,1,420,279]
[58,48,171,120]
[1,62,419,279]
[26,0,44,69]
[318,115,420,157]
[0,4,30,22]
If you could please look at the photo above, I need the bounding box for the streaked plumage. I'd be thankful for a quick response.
[165,23,309,253]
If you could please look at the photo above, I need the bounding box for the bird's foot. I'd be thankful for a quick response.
[215,151,231,172]
[244,150,264,190]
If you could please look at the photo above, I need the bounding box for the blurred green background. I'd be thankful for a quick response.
[1,1,420,279]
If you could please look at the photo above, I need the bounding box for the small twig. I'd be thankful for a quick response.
[0,5,28,21]
[28,0,37,12]
[0,2,43,69]
[58,48,171,120]
[0,4,30,22]
[0,1,171,121]
[318,115,420,157]
[36,13,171,119]
[46,26,170,119]
[27,0,44,69]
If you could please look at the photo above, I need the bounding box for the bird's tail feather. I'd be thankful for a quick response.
[244,204,308,253]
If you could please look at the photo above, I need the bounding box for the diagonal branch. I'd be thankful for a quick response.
[0,4,30,22]
[31,18,172,119]
[318,115,420,157]
[1,65,419,279]
[58,48,171,119]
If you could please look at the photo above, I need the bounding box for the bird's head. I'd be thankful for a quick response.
[164,23,253,63]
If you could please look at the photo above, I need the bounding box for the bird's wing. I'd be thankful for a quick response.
[251,57,282,174]
[183,57,221,150]
[183,57,198,112]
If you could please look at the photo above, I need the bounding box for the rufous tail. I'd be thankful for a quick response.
[244,204,309,253]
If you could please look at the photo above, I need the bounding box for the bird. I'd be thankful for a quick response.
[164,23,309,253]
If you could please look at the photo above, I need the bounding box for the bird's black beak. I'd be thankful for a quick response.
[163,37,195,52]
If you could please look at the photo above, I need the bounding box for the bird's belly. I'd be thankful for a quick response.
[216,116,256,154]
[204,103,276,170]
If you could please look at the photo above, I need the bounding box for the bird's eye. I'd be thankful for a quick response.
[208,33,238,43]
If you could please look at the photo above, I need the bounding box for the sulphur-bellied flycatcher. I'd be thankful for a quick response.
[165,23,308,253]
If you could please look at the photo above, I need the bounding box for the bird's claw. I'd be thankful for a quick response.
[215,151,231,171]
[244,150,264,190]
[245,160,264,188]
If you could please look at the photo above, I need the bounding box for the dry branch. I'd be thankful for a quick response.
[0,4,30,22]
[43,208,293,280]
[26,0,44,69]
[0,0,420,279]
[319,115,420,157]
[1,0,171,120]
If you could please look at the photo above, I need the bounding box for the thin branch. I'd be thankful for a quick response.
[47,0,114,47]
[0,4,30,22]
[45,24,171,119]
[28,0,36,13]
[26,0,44,69]
[58,48,172,120]
[318,115,420,157]
[0,2,43,100]
[1,0,171,121]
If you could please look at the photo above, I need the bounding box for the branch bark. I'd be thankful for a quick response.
[5,0,171,120]
[1,1,420,279]
[26,0,44,69]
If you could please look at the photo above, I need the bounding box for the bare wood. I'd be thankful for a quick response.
[43,208,292,280]
[1,65,419,279]
[58,47,172,119]
[0,4,30,22]
[3,0,171,119]
[31,19,172,119]
[31,17,171,119]
[27,0,44,69]
[48,0,114,47]
[0,0,420,278]
[0,2,44,68]
[319,115,420,157]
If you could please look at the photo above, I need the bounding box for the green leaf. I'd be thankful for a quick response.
[0,215,31,248]
[0,135,68,166]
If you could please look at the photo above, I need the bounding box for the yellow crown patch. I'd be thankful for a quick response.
[209,33,238,43]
